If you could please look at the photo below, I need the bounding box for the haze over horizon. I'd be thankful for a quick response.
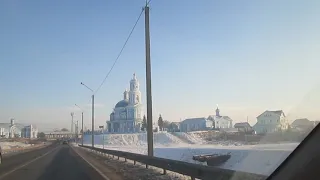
[1,0,319,131]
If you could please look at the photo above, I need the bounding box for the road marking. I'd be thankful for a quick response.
[71,145,110,180]
[0,146,60,180]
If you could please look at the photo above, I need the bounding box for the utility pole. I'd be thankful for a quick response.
[92,94,95,148]
[77,120,79,143]
[71,112,74,137]
[81,111,84,146]
[80,82,95,148]
[145,2,153,157]
[75,104,85,146]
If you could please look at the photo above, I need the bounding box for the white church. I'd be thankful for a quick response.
[106,73,143,133]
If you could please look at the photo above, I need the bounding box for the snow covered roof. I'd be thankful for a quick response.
[181,118,207,124]
[208,115,233,121]
[115,100,129,108]
[257,110,285,118]
[291,118,311,126]
[234,122,251,128]
[221,116,233,121]
[291,119,319,127]
[271,110,284,116]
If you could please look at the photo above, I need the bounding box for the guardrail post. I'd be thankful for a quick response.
[134,160,136,165]
[163,169,167,175]
[146,164,148,169]
[125,158,127,162]
[118,156,119,160]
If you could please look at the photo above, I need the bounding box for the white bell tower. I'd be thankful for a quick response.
[129,73,142,105]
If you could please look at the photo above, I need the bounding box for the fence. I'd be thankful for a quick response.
[79,145,267,180]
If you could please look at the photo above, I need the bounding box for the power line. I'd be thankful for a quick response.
[94,8,145,95]
[81,0,152,107]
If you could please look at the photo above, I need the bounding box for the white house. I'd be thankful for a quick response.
[234,122,254,133]
[291,118,318,132]
[179,118,213,132]
[253,110,290,134]
[207,107,233,129]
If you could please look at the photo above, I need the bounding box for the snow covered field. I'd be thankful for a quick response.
[83,132,298,176]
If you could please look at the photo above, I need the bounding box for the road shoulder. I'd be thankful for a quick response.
[72,145,190,180]
[71,145,124,180]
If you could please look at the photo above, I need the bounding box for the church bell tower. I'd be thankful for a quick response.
[215,105,220,117]
[129,73,142,105]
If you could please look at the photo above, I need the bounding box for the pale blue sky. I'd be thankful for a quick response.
[0,0,319,131]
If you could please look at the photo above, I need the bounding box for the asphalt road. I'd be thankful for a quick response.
[0,143,107,180]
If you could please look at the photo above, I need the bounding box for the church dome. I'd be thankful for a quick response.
[115,100,129,108]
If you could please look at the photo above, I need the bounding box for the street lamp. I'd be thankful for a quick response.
[81,82,95,148]
[75,120,79,143]
[75,104,84,146]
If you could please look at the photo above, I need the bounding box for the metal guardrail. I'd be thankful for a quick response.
[79,145,267,180]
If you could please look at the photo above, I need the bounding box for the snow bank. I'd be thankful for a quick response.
[171,132,205,144]
[0,141,32,150]
[85,132,242,147]
[83,132,188,147]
